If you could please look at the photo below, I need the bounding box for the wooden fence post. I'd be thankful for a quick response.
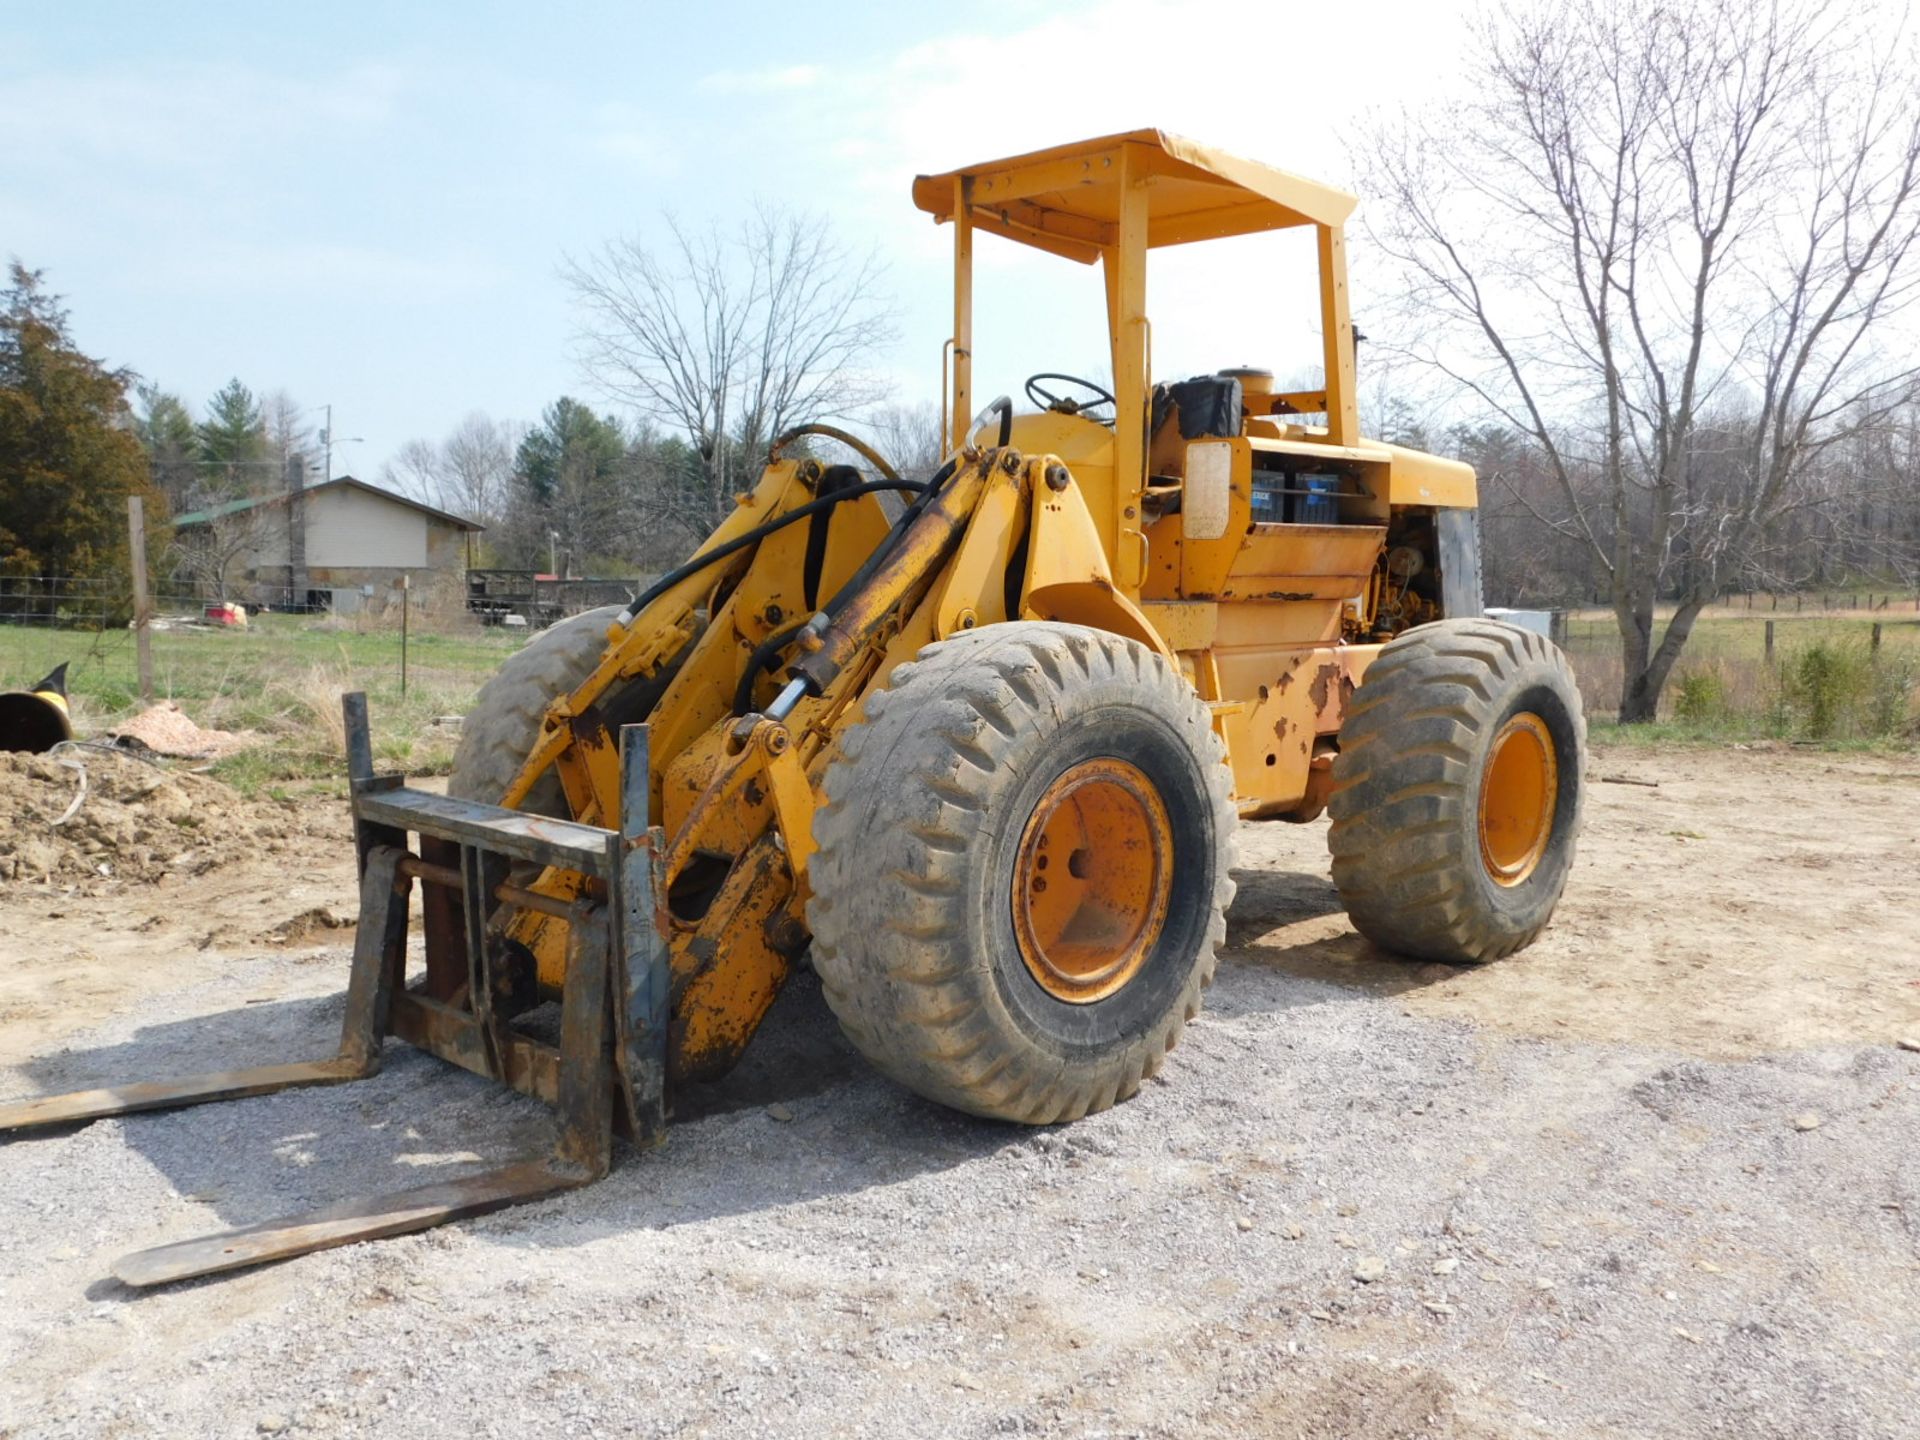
[127,495,153,703]
[1764,620,1775,663]
[399,574,410,697]
[1871,623,1882,656]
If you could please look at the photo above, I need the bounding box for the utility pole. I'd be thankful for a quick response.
[317,404,363,483]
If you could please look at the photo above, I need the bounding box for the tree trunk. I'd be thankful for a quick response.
[1614,595,1707,723]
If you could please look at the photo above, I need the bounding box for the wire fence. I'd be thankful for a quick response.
[0,573,205,630]
[0,574,530,719]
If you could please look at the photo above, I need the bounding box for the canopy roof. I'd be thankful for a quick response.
[912,129,1357,264]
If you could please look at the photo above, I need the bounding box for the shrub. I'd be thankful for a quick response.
[1672,667,1727,725]
[1772,640,1916,741]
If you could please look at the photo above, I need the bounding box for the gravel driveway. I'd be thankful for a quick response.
[1,745,1916,1438]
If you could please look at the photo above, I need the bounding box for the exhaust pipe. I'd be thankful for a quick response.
[0,662,73,754]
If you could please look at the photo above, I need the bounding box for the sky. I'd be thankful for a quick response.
[1,0,1474,482]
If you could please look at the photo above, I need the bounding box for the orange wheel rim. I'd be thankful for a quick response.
[1012,758,1174,1004]
[1478,712,1558,887]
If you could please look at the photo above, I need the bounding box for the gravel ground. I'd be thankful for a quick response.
[3,959,1916,1438]
[1,748,1917,1439]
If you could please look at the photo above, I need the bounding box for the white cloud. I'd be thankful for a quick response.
[0,58,407,175]
[698,63,822,95]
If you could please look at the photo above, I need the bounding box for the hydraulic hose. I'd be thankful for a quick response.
[732,621,806,716]
[820,456,961,622]
[619,478,924,621]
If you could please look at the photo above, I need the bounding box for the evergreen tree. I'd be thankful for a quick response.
[133,383,200,510]
[511,398,628,574]
[514,397,625,505]
[194,377,270,494]
[0,263,158,592]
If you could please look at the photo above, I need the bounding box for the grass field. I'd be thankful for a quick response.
[0,613,529,793]
[1560,603,1920,746]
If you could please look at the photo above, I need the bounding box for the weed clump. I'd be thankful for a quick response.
[1672,667,1728,725]
[1773,640,1917,741]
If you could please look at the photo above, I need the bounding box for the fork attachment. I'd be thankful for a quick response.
[0,692,670,1288]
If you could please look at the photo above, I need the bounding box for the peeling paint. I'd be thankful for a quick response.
[1308,662,1341,713]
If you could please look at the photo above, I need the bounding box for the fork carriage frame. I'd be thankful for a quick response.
[0,692,671,1288]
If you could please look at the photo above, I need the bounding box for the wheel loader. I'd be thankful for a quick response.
[0,130,1585,1286]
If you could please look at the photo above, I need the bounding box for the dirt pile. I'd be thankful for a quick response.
[0,750,340,886]
[109,701,256,759]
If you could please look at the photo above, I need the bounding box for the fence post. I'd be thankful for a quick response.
[1871,622,1882,657]
[399,574,410,697]
[1764,620,1774,663]
[127,495,153,703]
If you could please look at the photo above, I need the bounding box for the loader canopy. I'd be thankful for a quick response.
[911,127,1357,263]
[916,128,1363,576]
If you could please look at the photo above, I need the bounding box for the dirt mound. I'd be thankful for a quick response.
[0,750,342,886]
[110,701,256,759]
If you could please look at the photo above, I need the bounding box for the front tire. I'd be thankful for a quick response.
[1326,618,1585,963]
[808,622,1237,1124]
[450,605,630,812]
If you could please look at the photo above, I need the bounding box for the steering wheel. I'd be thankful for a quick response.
[1025,372,1117,419]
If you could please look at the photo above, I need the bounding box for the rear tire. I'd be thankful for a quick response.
[1326,618,1585,963]
[808,622,1237,1124]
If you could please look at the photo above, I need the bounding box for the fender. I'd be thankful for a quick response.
[1021,461,1175,662]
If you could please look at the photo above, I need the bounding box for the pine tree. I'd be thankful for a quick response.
[194,377,271,494]
[133,383,200,510]
[511,398,628,574]
[0,263,159,595]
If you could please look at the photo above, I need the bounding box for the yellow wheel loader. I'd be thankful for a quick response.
[1,130,1585,1285]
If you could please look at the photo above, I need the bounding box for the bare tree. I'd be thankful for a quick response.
[383,438,444,504]
[261,389,311,475]
[1360,0,1920,720]
[864,399,947,480]
[173,491,271,603]
[442,413,518,525]
[563,205,896,538]
[381,413,521,529]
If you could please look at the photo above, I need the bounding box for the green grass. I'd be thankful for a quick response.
[1561,606,1920,747]
[0,613,529,792]
[1558,608,1920,665]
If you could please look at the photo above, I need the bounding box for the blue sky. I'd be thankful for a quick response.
[2,1,1470,478]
